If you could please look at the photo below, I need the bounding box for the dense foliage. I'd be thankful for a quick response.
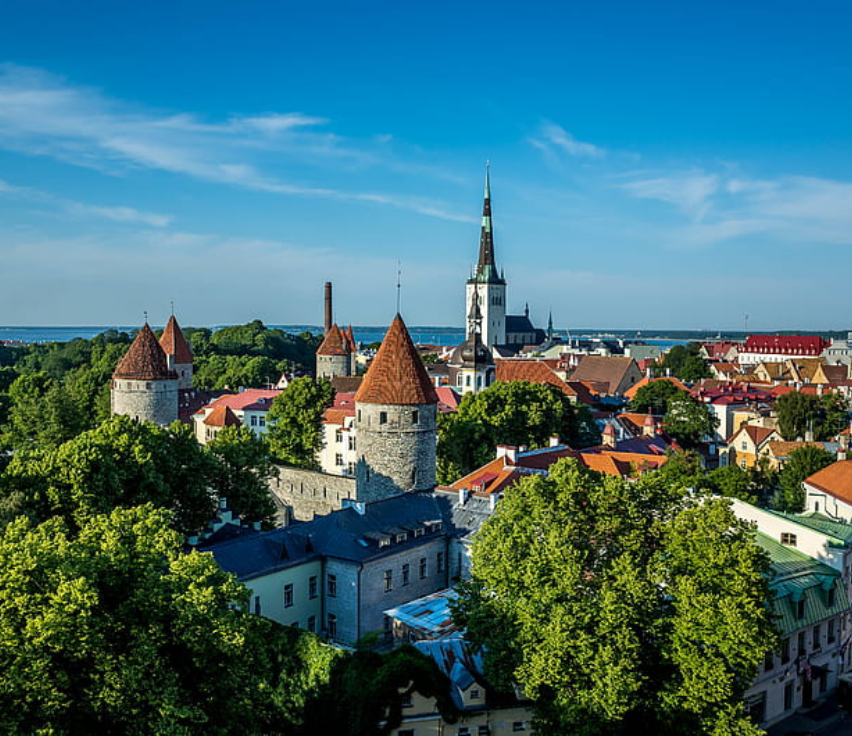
[776,444,836,512]
[266,377,334,469]
[436,381,601,484]
[629,378,686,414]
[454,459,776,735]
[654,343,711,381]
[775,391,848,441]
[628,378,717,448]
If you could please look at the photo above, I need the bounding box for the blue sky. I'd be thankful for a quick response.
[1,1,852,330]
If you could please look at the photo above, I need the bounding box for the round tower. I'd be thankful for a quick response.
[159,314,194,391]
[111,323,179,426]
[354,314,438,502]
[316,323,353,380]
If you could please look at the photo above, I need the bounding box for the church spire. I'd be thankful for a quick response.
[474,161,502,282]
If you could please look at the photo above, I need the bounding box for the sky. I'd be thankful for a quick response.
[1,1,852,331]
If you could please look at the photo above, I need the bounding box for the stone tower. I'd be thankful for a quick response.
[159,314,194,391]
[354,314,438,502]
[465,163,506,348]
[316,323,353,380]
[111,323,179,426]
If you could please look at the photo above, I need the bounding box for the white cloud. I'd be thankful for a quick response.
[0,64,470,223]
[620,173,719,222]
[530,122,606,159]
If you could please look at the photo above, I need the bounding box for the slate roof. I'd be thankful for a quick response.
[159,315,193,364]
[113,323,176,380]
[505,315,536,334]
[317,324,351,356]
[804,460,852,506]
[355,314,438,405]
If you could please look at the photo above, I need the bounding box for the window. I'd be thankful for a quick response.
[469,688,481,700]
[309,576,317,599]
[437,552,445,574]
[401,694,413,708]
[412,410,419,425]
[784,680,794,711]
[254,596,261,615]
[284,584,294,608]
[512,723,527,732]
[741,440,748,450]
[414,527,425,538]
[813,624,821,650]
[457,728,471,736]
[478,727,491,736]
[335,453,344,466]
[327,574,337,598]
[402,563,410,586]
[419,557,427,579]
[764,651,773,672]
[781,637,790,664]
[798,631,806,654]
[740,459,747,469]
[251,415,258,427]
[348,435,356,451]
[327,613,337,638]
[379,411,388,425]
[384,569,393,592]
[781,532,797,547]
[828,618,836,643]
[307,615,316,633]
[396,533,408,543]
[336,429,343,443]
[797,598,806,620]
[457,374,464,386]
[259,417,265,427]
[829,587,836,607]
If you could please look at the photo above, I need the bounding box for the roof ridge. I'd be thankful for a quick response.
[114,324,175,381]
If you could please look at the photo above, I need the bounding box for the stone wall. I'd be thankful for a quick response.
[270,465,356,521]
[111,378,178,426]
[355,401,437,502]
[317,353,351,380]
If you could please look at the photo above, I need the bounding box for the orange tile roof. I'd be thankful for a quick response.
[204,404,241,428]
[113,324,175,380]
[804,460,852,505]
[354,314,438,405]
[323,407,356,425]
[159,315,193,364]
[317,323,351,356]
[623,375,688,401]
[201,389,281,412]
[569,355,638,395]
[495,359,579,396]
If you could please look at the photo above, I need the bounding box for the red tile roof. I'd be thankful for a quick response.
[159,315,193,364]
[199,389,281,413]
[804,460,852,506]
[728,424,778,446]
[114,324,175,380]
[354,314,438,405]
[743,335,829,355]
[569,355,638,395]
[323,407,356,425]
[203,404,241,428]
[317,324,351,356]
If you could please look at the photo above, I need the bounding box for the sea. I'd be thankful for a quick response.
[0,325,705,350]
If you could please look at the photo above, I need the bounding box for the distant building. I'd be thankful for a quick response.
[192,388,281,444]
[739,335,830,365]
[316,323,355,380]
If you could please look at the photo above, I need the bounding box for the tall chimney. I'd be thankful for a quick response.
[324,281,333,334]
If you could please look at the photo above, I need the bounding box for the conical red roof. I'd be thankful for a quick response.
[114,324,175,380]
[355,314,438,405]
[159,315,193,364]
[317,323,351,356]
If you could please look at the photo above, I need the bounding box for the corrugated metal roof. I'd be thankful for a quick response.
[384,589,460,640]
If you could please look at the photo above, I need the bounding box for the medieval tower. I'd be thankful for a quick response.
[316,323,354,380]
[111,323,179,426]
[159,314,194,391]
[465,163,506,349]
[354,314,438,502]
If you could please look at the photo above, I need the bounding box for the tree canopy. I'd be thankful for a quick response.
[0,504,340,734]
[454,459,776,735]
[654,343,710,382]
[776,444,835,512]
[266,377,334,469]
[775,391,848,442]
[436,381,601,484]
[662,394,718,448]
[629,378,687,414]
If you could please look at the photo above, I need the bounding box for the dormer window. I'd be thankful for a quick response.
[414,527,425,538]
[797,597,806,620]
[395,533,408,543]
[781,533,797,547]
[828,587,836,607]
[379,538,391,548]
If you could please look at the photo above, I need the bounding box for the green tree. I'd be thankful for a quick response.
[663,394,718,448]
[454,459,775,735]
[818,392,849,440]
[0,504,337,734]
[436,381,601,484]
[704,465,757,504]
[655,343,710,382]
[776,444,835,512]
[4,372,88,449]
[267,377,334,469]
[207,425,277,525]
[1,416,216,535]
[629,378,686,414]
[302,645,458,736]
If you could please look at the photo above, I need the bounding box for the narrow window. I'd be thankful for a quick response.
[419,557,427,579]
[384,569,393,592]
[784,680,794,711]
[798,631,806,653]
[307,616,316,633]
[379,411,387,425]
[781,637,790,664]
[829,587,836,607]
[437,552,445,574]
[828,619,836,643]
[402,563,410,586]
[797,597,806,620]
[284,583,294,608]
[254,596,261,615]
[813,624,821,650]
[412,409,419,425]
[327,574,337,598]
[327,613,337,638]
[309,576,317,600]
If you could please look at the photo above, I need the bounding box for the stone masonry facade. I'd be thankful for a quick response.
[111,378,178,426]
[355,401,437,502]
[270,465,356,521]
[317,352,351,380]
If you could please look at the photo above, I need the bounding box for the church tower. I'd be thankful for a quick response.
[465,163,506,348]
[111,323,179,426]
[159,314,193,391]
[354,314,438,502]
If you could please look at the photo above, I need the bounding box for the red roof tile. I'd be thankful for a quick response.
[354,314,438,405]
[204,404,241,428]
[743,335,829,355]
[159,315,193,364]
[114,324,175,380]
[201,389,281,412]
[317,324,351,356]
[804,460,852,505]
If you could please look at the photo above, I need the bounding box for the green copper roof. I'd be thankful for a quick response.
[793,512,852,545]
[755,532,848,635]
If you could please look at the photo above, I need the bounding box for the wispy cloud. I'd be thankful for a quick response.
[529,122,606,159]
[619,172,719,222]
[0,64,472,222]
